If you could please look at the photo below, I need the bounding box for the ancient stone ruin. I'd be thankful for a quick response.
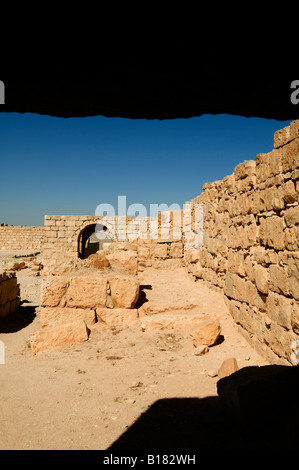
[0,120,298,364]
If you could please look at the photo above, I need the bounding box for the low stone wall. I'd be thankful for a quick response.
[30,271,140,354]
[185,119,299,364]
[0,271,20,317]
[0,225,44,251]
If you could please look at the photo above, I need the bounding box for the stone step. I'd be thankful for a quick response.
[138,302,201,316]
[140,311,214,330]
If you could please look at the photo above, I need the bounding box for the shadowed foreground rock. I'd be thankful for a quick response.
[217,364,299,427]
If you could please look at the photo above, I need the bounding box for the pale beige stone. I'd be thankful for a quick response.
[106,250,137,275]
[281,138,299,172]
[30,320,90,354]
[151,243,168,259]
[184,249,200,263]
[190,319,221,347]
[108,277,140,308]
[253,264,269,295]
[234,160,256,180]
[87,252,110,269]
[291,301,299,334]
[66,277,107,308]
[267,292,292,330]
[41,279,69,307]
[189,262,203,279]
[169,242,183,258]
[39,307,96,328]
[288,255,299,301]
[137,246,151,261]
[151,259,183,270]
[274,124,293,148]
[283,180,297,204]
[269,265,290,297]
[284,205,299,227]
[96,308,139,326]
[217,358,239,379]
[141,312,207,330]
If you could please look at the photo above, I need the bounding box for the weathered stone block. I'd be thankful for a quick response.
[269,265,290,297]
[282,180,297,204]
[267,291,292,330]
[189,261,203,279]
[284,205,299,227]
[256,153,270,183]
[66,277,107,308]
[87,252,110,269]
[268,148,282,176]
[281,138,299,172]
[137,246,151,261]
[253,264,269,295]
[227,251,245,277]
[291,301,299,334]
[106,250,137,275]
[41,279,69,307]
[141,312,208,330]
[288,254,299,301]
[190,319,221,347]
[151,243,168,259]
[285,226,299,250]
[39,307,96,328]
[259,216,285,250]
[96,308,139,326]
[169,242,183,258]
[108,277,139,308]
[30,320,90,354]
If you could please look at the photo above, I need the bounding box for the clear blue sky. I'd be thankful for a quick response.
[0,112,292,226]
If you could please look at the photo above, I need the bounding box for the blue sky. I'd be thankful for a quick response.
[0,112,292,226]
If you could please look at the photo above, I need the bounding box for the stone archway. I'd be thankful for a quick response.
[77,223,110,259]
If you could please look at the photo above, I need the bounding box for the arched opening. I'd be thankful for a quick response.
[78,223,112,259]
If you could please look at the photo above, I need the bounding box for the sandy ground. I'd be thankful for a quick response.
[0,265,271,450]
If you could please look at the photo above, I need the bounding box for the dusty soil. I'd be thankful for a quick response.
[0,266,270,450]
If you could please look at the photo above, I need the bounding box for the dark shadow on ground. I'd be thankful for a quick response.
[134,285,152,309]
[108,365,299,450]
[0,304,36,333]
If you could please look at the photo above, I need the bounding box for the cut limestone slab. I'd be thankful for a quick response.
[30,319,90,354]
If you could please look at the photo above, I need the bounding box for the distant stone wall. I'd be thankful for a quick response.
[185,119,299,364]
[0,225,44,251]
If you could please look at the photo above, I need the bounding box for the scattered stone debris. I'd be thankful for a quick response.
[194,345,209,356]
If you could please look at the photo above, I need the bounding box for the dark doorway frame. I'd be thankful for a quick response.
[78,223,108,259]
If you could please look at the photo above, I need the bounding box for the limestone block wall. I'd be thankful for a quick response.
[0,271,20,317]
[42,212,186,273]
[0,225,45,251]
[186,119,299,363]
[30,272,141,354]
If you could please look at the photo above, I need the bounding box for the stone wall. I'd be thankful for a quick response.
[42,212,187,273]
[0,271,20,317]
[185,119,299,363]
[0,225,45,251]
[30,265,141,354]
